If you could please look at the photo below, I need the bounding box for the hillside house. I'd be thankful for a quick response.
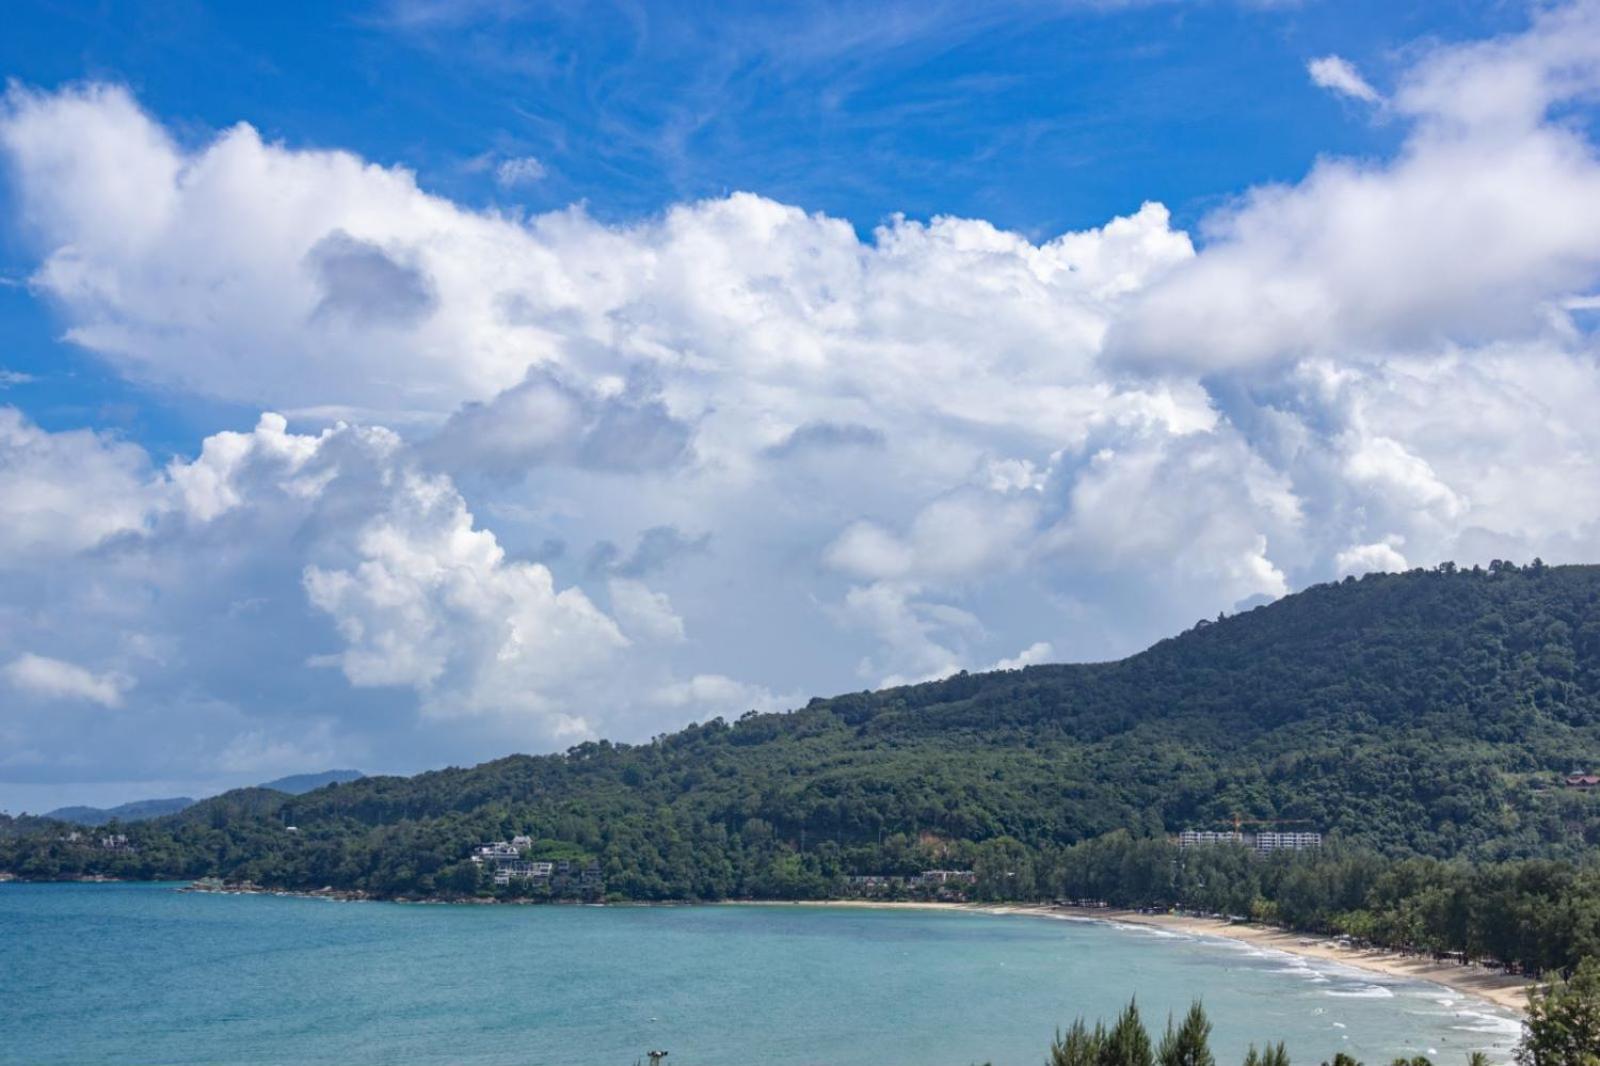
[491,860,555,886]
[472,841,524,863]
[470,837,602,894]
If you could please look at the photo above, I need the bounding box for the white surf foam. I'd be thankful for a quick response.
[1324,984,1396,999]
[1450,1010,1524,1038]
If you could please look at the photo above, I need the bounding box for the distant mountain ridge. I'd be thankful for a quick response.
[258,770,365,795]
[43,797,196,826]
[42,770,364,825]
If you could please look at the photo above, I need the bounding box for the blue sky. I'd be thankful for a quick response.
[6,1,1434,228]
[5,1,1600,811]
[0,0,1507,451]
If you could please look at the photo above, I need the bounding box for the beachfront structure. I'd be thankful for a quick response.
[844,875,896,890]
[839,869,978,899]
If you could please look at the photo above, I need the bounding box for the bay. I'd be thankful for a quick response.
[0,883,1521,1065]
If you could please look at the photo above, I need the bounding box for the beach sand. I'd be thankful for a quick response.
[1017,906,1534,1014]
[732,900,1533,1014]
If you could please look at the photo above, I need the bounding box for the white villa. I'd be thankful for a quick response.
[469,836,602,891]
[471,835,534,864]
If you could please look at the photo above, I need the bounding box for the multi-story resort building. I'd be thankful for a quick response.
[1251,831,1323,853]
[1177,829,1242,848]
[1177,828,1322,852]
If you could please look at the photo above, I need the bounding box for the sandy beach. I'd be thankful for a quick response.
[1086,909,1534,1014]
[731,899,1534,1015]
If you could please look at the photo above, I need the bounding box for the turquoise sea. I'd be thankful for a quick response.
[1,883,1521,1066]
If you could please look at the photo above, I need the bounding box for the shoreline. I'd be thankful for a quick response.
[1091,908,1534,1015]
[721,900,1533,1015]
[984,902,1533,1015]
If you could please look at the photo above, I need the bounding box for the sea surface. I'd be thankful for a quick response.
[1,883,1522,1066]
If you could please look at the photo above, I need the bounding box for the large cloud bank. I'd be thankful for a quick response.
[6,4,1600,802]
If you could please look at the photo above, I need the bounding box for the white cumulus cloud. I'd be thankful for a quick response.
[0,407,157,557]
[7,6,1600,796]
[5,654,128,708]
[1336,539,1409,577]
[1109,5,1600,371]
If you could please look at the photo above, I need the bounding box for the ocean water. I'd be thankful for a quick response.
[0,883,1522,1066]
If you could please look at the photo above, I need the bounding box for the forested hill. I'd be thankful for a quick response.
[7,561,1600,900]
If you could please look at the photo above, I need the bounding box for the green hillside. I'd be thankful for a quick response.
[7,561,1600,903]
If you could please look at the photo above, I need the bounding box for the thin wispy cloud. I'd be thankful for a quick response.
[494,155,546,186]
[1308,54,1383,103]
